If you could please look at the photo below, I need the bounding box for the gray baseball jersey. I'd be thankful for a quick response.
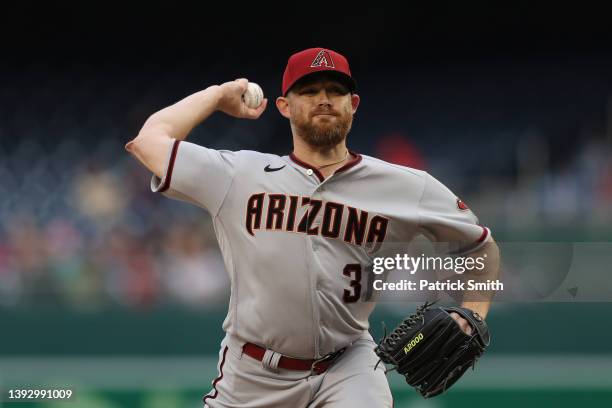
[151,140,491,359]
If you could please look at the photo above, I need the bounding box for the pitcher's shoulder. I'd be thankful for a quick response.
[360,154,428,180]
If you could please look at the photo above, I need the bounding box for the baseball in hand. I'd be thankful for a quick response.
[242,82,264,108]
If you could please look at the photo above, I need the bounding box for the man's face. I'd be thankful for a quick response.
[284,77,357,148]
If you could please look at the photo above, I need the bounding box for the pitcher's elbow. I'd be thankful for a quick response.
[125,139,137,153]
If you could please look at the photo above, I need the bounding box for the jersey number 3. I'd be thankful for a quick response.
[342,264,362,303]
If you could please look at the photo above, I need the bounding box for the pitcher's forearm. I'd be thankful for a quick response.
[124,85,223,178]
[125,79,266,179]
[459,240,500,318]
[139,85,222,141]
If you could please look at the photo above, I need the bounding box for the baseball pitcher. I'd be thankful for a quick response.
[125,47,500,407]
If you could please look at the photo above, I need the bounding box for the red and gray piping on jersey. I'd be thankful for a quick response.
[289,151,362,183]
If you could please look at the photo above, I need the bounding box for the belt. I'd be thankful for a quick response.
[242,342,346,375]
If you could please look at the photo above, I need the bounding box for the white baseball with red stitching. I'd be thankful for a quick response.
[243,82,264,108]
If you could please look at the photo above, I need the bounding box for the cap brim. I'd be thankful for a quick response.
[284,71,357,96]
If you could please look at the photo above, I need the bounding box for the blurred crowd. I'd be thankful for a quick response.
[0,139,230,308]
[1,62,611,309]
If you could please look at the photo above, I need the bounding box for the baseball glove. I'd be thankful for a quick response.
[374,302,490,398]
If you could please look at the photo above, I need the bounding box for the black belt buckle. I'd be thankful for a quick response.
[311,347,347,375]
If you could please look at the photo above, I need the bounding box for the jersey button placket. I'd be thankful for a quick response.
[310,182,326,254]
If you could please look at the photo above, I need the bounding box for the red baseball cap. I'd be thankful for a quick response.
[282,47,357,96]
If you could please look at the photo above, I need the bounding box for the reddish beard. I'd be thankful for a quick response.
[293,109,353,148]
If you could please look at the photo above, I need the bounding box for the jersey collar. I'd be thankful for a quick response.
[289,150,363,182]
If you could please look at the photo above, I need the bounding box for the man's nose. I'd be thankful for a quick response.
[314,90,332,106]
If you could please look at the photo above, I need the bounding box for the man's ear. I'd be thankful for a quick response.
[351,94,360,114]
[276,96,291,119]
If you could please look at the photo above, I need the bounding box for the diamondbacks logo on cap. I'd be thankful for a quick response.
[310,50,335,68]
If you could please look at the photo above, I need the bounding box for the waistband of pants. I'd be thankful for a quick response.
[225,334,362,375]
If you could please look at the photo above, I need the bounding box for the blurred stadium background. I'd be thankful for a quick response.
[1,4,612,407]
